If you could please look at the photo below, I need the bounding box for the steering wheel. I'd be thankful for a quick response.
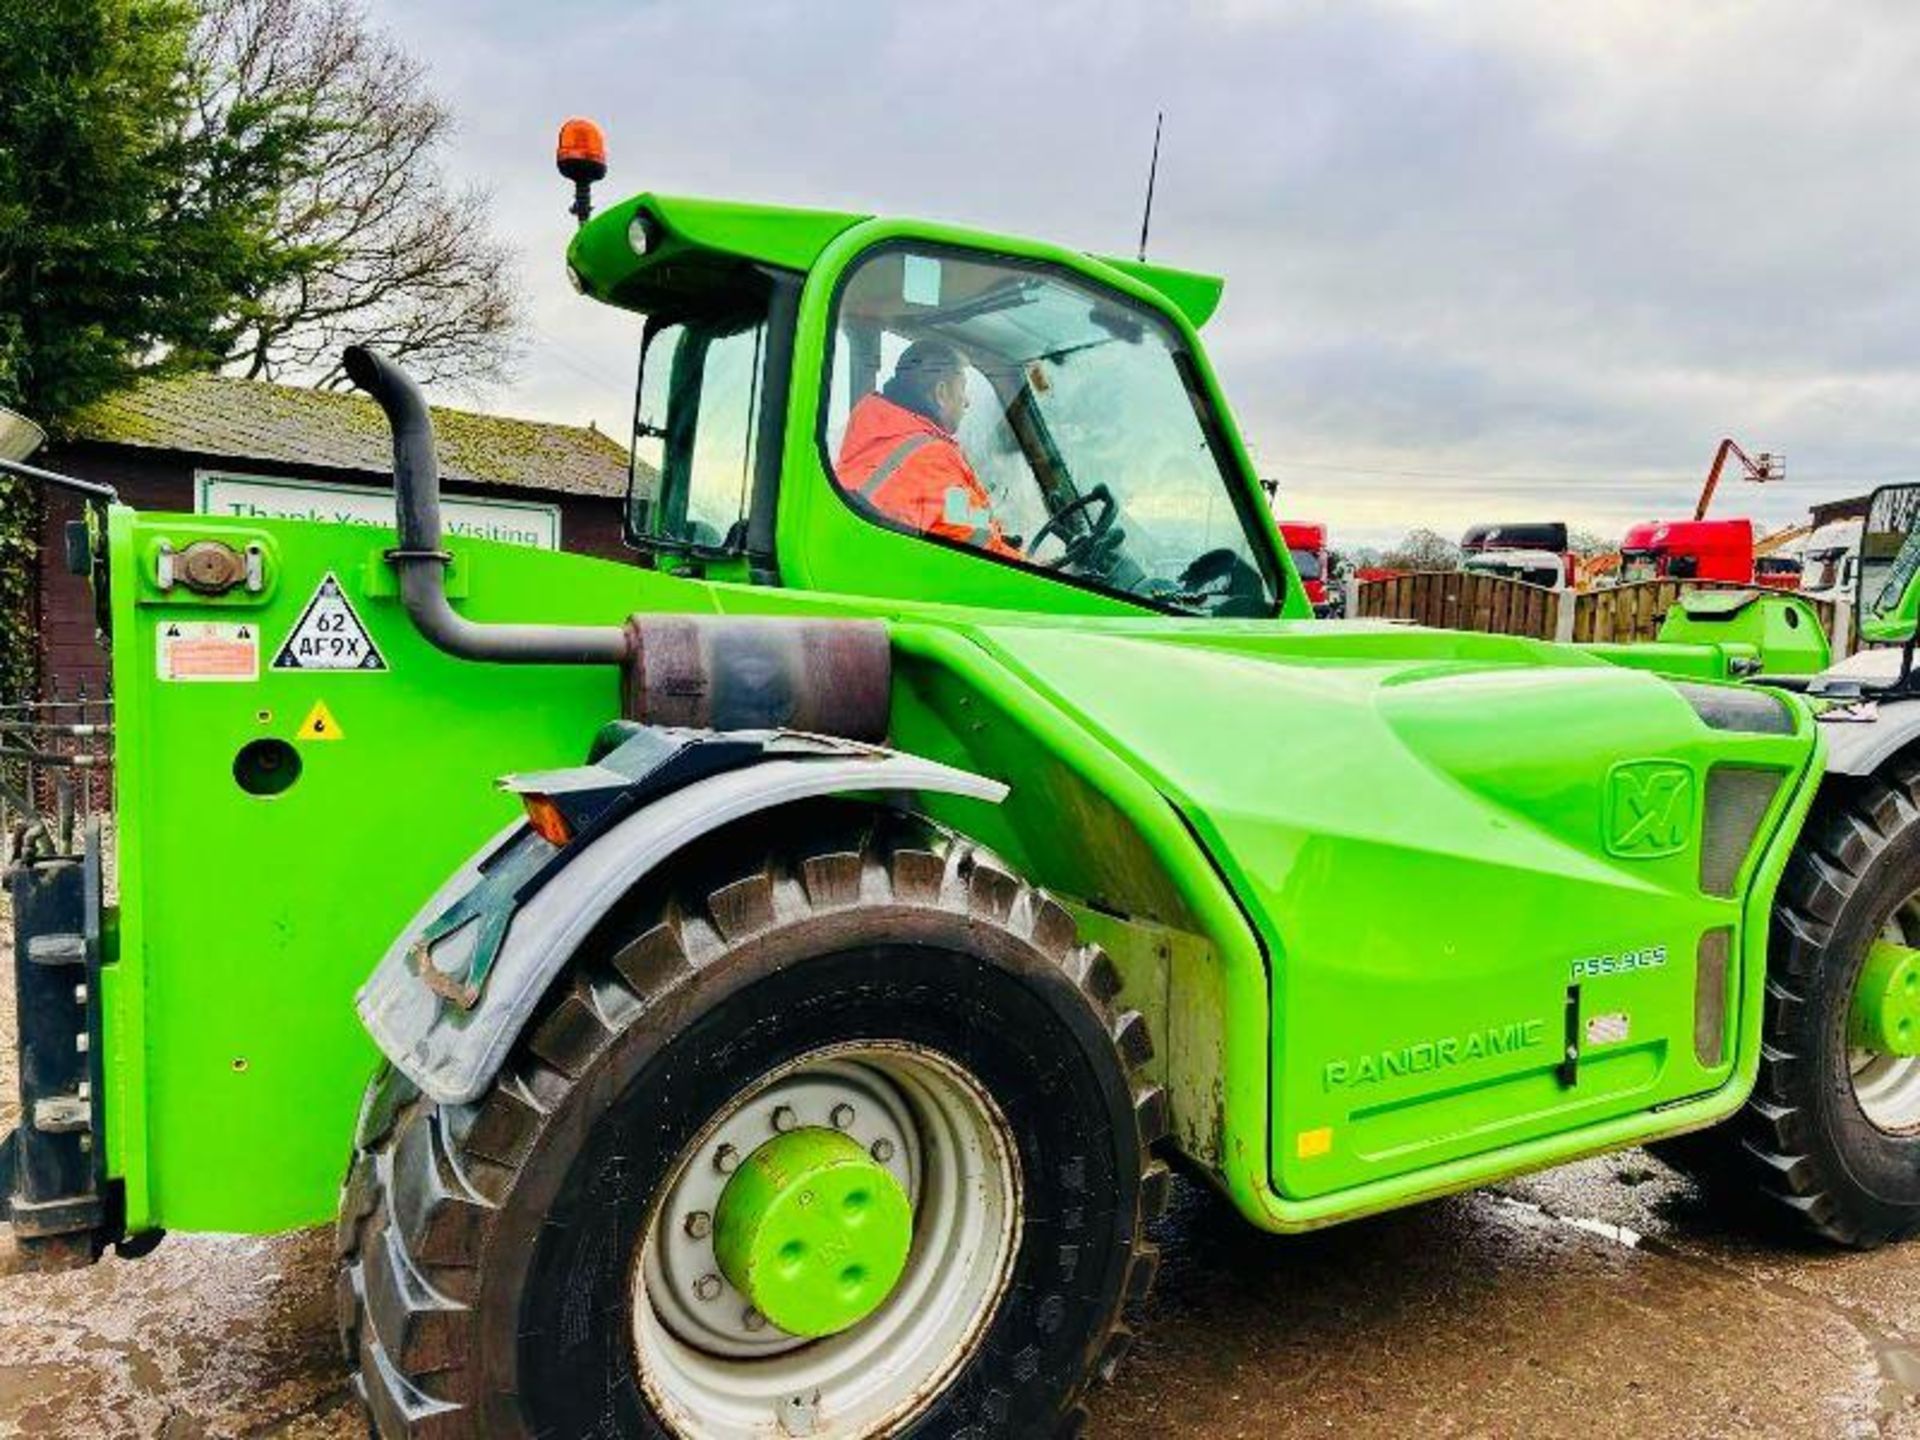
[1027,485,1119,570]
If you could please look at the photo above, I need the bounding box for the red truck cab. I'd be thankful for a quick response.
[1279,520,1330,612]
[1619,518,1754,584]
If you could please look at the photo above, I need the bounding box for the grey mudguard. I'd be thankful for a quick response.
[1810,649,1920,776]
[1823,699,1920,775]
[358,751,1008,1105]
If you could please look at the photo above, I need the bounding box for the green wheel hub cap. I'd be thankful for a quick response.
[1852,940,1920,1057]
[712,1127,914,1338]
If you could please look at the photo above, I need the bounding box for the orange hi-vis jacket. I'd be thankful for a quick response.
[834,393,1020,558]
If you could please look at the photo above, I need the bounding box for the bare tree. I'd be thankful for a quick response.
[188,0,522,390]
[1382,528,1462,571]
[1568,528,1614,556]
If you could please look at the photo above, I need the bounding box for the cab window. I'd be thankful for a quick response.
[630,308,768,551]
[821,246,1279,617]
[1621,552,1658,584]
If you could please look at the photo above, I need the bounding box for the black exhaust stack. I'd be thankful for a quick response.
[345,345,629,665]
[345,346,893,737]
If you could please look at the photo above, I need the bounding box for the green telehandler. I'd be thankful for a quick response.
[9,123,1920,1437]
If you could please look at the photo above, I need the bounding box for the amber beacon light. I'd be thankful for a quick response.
[556,117,608,225]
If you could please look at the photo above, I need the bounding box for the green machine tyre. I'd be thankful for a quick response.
[337,810,1169,1438]
[1659,758,1920,1247]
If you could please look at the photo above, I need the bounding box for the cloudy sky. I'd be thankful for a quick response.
[371,0,1920,549]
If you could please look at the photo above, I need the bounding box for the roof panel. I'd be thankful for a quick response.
[70,375,633,499]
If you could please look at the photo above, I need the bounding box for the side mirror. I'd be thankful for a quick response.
[1859,483,1920,645]
[0,405,45,463]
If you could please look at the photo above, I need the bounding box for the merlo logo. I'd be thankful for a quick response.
[1606,761,1693,857]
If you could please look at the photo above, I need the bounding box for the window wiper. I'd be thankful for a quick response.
[1030,337,1112,366]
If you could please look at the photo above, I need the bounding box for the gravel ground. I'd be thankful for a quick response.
[5,876,1920,1437]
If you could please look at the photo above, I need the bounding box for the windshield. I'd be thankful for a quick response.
[1465,557,1559,588]
[1288,546,1323,580]
[1804,549,1846,592]
[1864,490,1920,621]
[1621,551,1659,584]
[822,246,1278,616]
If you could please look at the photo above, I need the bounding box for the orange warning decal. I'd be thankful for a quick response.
[157,622,258,682]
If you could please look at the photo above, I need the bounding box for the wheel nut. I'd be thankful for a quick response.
[778,1391,821,1437]
[771,1104,798,1133]
[695,1273,722,1301]
[871,1137,896,1163]
[714,1143,740,1174]
[830,1103,855,1130]
[743,1306,767,1332]
[684,1210,712,1239]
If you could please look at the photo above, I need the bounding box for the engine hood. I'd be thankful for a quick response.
[959,618,1819,945]
[949,617,1821,1201]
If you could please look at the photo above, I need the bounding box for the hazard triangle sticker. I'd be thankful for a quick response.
[272,572,387,672]
[296,699,345,741]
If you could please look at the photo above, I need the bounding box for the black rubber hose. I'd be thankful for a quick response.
[343,345,629,666]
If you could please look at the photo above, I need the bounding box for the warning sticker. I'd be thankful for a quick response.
[1586,1012,1632,1047]
[272,572,387,672]
[157,621,258,682]
[296,700,344,742]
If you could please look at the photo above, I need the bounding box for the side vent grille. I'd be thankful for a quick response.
[1695,927,1733,1067]
[1700,767,1784,898]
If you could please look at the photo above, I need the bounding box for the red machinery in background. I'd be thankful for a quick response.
[1279,520,1331,612]
[1619,518,1757,584]
[1616,439,1787,588]
[1694,438,1783,520]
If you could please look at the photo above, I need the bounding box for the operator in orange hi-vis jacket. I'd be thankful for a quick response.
[834,339,1022,559]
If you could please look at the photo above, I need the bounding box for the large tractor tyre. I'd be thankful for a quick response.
[337,808,1170,1438]
[1660,760,1920,1248]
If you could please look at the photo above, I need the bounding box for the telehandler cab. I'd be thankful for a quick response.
[10,124,1920,1437]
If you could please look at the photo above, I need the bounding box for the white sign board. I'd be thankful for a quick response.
[196,471,561,549]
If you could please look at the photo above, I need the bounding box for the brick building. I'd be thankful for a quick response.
[33,374,634,700]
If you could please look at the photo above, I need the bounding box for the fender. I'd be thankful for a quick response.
[1821,700,1920,776]
[1805,648,1920,777]
[358,730,1006,1105]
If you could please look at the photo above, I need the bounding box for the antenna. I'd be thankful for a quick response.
[1136,111,1164,262]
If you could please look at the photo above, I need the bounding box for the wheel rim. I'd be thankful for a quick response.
[632,1042,1022,1438]
[1852,899,1920,1134]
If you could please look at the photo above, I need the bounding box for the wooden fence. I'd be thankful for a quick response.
[1352,571,1559,639]
[1355,573,1851,651]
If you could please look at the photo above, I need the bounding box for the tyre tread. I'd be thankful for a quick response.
[341,812,1162,1435]
[1663,772,1920,1248]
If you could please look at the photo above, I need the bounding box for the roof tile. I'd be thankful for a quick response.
[71,374,631,499]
